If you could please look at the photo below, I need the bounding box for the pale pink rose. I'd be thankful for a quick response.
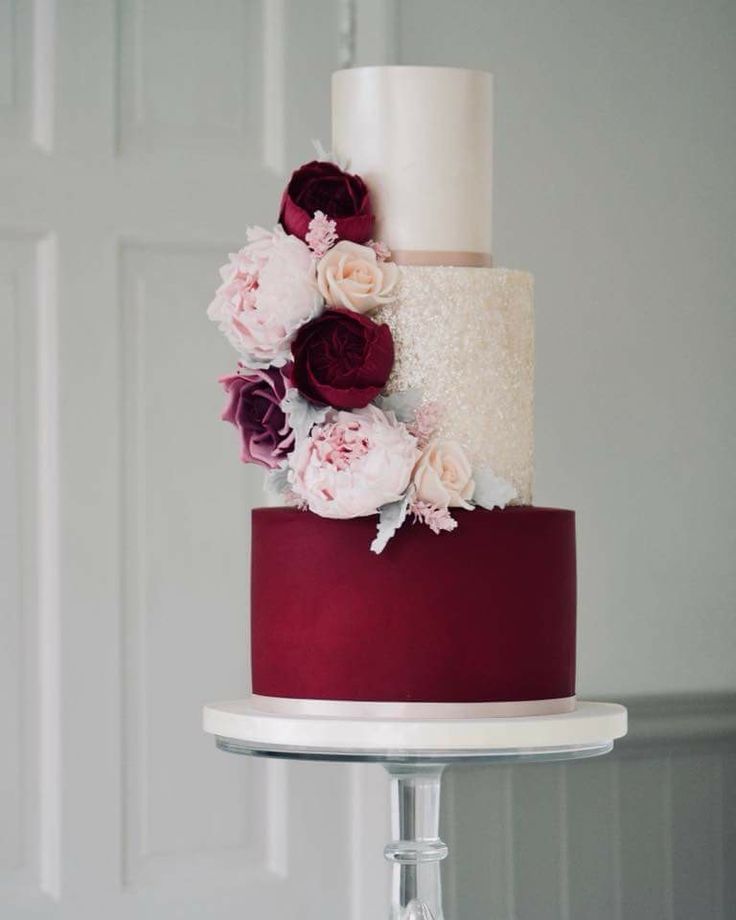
[288,405,419,518]
[412,439,475,509]
[316,241,399,313]
[207,226,322,367]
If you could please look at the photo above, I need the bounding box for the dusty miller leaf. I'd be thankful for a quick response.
[370,494,411,555]
[281,388,329,442]
[374,388,423,424]
[263,465,290,504]
[472,467,517,510]
[311,138,349,171]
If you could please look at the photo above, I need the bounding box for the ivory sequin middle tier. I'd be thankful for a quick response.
[375,266,534,504]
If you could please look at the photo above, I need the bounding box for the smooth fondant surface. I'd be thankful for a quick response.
[251,507,576,706]
[332,66,493,257]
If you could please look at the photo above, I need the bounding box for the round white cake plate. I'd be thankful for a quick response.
[203,698,627,763]
[204,699,627,920]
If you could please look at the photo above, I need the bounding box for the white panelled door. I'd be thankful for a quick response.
[0,2,387,918]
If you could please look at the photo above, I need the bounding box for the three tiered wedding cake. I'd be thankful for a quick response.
[208,66,576,719]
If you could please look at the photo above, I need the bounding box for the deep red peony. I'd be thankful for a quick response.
[291,308,394,409]
[279,160,374,244]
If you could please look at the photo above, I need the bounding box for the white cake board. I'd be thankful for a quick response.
[203,698,627,761]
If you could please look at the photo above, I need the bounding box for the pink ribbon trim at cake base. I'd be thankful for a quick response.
[250,694,577,720]
[391,249,493,268]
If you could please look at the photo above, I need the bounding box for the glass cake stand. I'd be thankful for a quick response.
[203,699,627,920]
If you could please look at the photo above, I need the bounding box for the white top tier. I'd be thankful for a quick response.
[332,66,493,263]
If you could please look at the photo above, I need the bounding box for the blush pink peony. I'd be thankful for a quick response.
[207,226,322,367]
[288,405,419,518]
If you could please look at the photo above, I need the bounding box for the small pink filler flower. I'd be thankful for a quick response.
[305,210,338,259]
[407,401,442,449]
[368,239,392,262]
[410,499,459,535]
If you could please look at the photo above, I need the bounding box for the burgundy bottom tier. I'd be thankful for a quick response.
[250,506,577,716]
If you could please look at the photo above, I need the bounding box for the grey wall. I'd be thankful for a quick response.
[363,0,736,697]
[351,2,736,917]
[441,696,736,919]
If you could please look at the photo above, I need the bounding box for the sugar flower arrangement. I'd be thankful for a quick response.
[208,157,516,552]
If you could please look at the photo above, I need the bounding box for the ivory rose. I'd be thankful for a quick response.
[412,439,475,509]
[317,241,399,312]
[288,405,419,518]
[207,226,322,368]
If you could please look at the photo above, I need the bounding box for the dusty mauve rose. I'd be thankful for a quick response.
[288,406,419,518]
[317,241,399,313]
[207,226,321,368]
[412,439,475,509]
[280,161,373,244]
[291,307,394,409]
[219,365,294,469]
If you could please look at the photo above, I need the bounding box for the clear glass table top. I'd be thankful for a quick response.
[214,734,614,765]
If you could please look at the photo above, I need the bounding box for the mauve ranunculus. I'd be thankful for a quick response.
[219,365,294,469]
[280,160,374,244]
[291,308,394,409]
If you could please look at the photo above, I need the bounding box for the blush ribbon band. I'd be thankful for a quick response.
[250,694,577,720]
[391,249,493,268]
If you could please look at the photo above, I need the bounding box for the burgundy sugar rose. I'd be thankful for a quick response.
[219,365,294,469]
[292,308,394,410]
[279,160,374,244]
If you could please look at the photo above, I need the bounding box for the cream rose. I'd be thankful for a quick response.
[316,241,399,313]
[412,439,475,509]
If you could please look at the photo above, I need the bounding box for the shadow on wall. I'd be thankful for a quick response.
[442,695,736,919]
